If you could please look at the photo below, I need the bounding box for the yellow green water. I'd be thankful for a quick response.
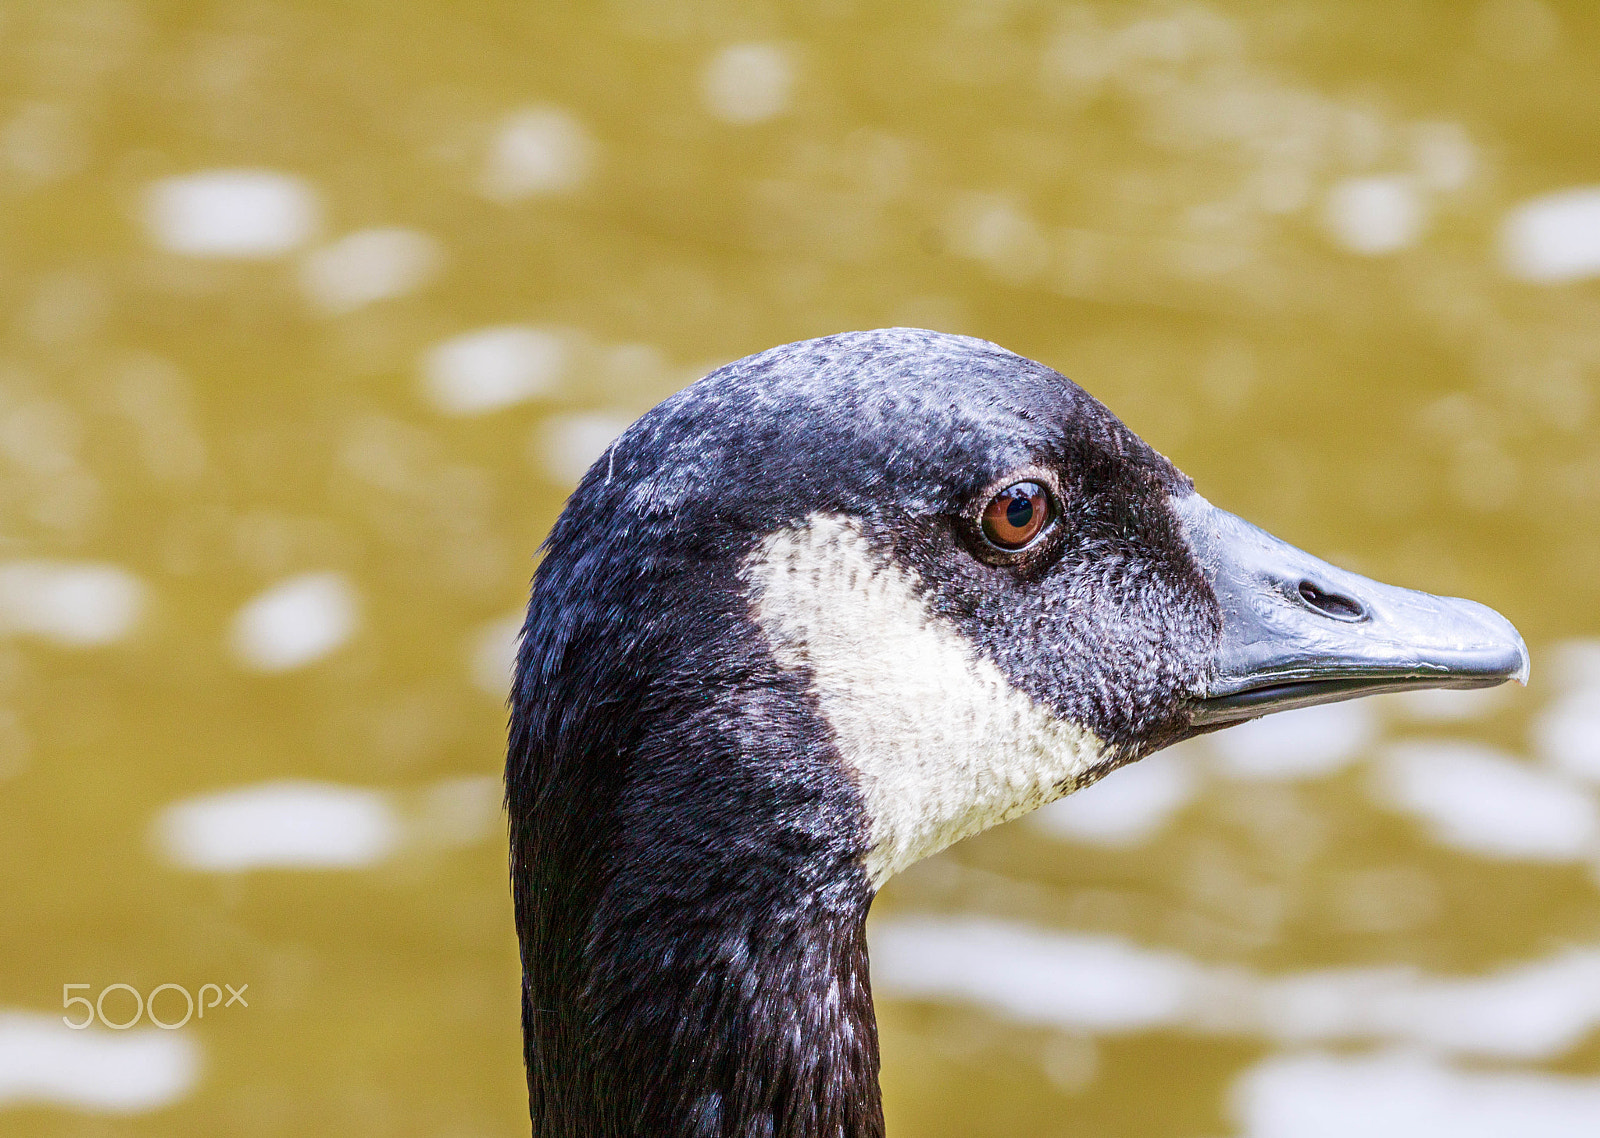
[3,1,1600,1134]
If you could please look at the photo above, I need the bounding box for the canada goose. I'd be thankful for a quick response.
[506,328,1527,1137]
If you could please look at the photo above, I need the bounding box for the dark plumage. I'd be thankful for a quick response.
[506,328,1526,1137]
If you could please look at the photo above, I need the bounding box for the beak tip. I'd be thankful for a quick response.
[1474,599,1529,687]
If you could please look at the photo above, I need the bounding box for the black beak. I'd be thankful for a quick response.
[1173,494,1530,728]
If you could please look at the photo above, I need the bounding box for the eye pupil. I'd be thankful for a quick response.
[980,480,1054,551]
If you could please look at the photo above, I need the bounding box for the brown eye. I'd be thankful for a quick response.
[980,481,1053,550]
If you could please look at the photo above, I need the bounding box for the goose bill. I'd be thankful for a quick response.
[1172,494,1530,728]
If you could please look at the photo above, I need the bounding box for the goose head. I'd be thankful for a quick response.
[507,328,1526,1137]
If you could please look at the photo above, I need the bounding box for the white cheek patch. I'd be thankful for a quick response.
[746,514,1107,888]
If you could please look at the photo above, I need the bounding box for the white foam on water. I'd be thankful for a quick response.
[1410,121,1476,192]
[480,106,594,200]
[1532,639,1600,782]
[1322,175,1425,255]
[0,561,146,647]
[531,412,631,486]
[1382,685,1509,724]
[1033,745,1198,846]
[1533,693,1600,783]
[1501,187,1600,283]
[870,917,1201,1031]
[1259,949,1600,1059]
[422,326,565,415]
[143,170,318,258]
[1548,638,1600,692]
[701,43,794,124]
[0,102,85,184]
[1234,1050,1600,1138]
[228,572,358,673]
[0,397,80,475]
[155,780,400,871]
[944,193,1049,283]
[470,611,524,698]
[872,913,1600,1059]
[1210,701,1376,780]
[0,1011,199,1112]
[417,775,502,848]
[600,342,669,389]
[299,227,442,315]
[1372,741,1598,861]
[1395,950,1600,1058]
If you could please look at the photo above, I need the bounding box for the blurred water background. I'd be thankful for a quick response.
[3,1,1600,1134]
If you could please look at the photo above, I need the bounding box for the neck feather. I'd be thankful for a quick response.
[509,553,885,1137]
[517,877,884,1138]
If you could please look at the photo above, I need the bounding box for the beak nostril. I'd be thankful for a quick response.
[1297,580,1365,621]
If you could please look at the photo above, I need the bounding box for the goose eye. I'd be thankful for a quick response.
[980,481,1053,550]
